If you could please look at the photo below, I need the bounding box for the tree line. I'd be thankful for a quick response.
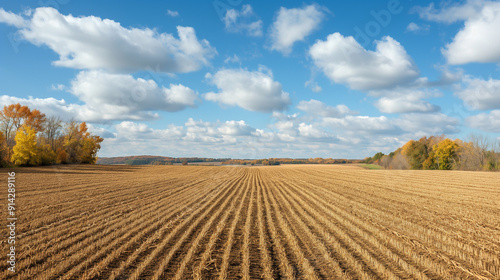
[221,158,362,165]
[366,135,500,171]
[0,104,103,167]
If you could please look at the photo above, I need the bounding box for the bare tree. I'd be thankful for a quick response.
[43,116,62,151]
[457,133,488,170]
[390,153,410,170]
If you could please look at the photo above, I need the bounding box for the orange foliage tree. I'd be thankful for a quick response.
[0,103,46,146]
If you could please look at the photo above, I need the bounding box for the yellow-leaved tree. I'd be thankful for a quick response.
[11,125,39,166]
[61,121,103,164]
[433,138,459,170]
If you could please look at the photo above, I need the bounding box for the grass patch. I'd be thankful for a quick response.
[360,164,384,170]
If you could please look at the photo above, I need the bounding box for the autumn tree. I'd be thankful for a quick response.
[0,132,9,167]
[433,138,459,170]
[379,154,392,169]
[61,121,103,164]
[390,152,410,169]
[80,133,104,164]
[372,134,498,171]
[11,125,39,166]
[43,116,62,151]
[0,103,46,147]
[422,151,438,170]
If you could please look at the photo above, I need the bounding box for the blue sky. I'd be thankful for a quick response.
[1,0,499,159]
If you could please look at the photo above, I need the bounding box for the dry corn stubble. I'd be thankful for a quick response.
[0,164,498,279]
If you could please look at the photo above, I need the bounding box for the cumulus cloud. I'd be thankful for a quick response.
[466,110,500,132]
[395,113,460,136]
[372,89,441,114]
[0,7,216,73]
[218,120,255,136]
[269,4,326,55]
[115,121,187,141]
[204,68,291,112]
[86,124,115,138]
[323,115,399,135]
[375,96,439,114]
[70,70,198,120]
[415,0,500,64]
[0,95,81,121]
[116,121,154,136]
[0,71,201,122]
[224,5,262,36]
[0,8,29,28]
[297,99,355,118]
[456,77,500,110]
[309,33,419,90]
[297,123,332,139]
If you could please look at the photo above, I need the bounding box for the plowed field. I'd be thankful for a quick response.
[0,164,498,279]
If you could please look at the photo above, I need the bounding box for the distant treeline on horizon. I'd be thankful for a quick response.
[97,156,362,166]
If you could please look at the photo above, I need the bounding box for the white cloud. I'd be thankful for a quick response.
[115,121,186,140]
[218,120,254,136]
[86,124,115,138]
[414,1,486,23]
[456,77,500,110]
[466,110,500,132]
[0,95,81,121]
[0,72,200,123]
[395,113,460,136]
[414,66,464,87]
[0,8,29,28]
[70,71,198,120]
[415,1,500,64]
[297,99,355,118]
[269,4,326,55]
[116,121,154,135]
[204,68,291,112]
[321,112,458,138]
[167,10,179,17]
[372,89,441,114]
[375,96,439,114]
[224,5,262,36]
[405,22,430,33]
[5,70,202,123]
[1,7,216,73]
[309,33,419,90]
[323,115,399,135]
[297,123,332,139]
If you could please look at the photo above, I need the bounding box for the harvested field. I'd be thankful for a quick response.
[0,164,499,279]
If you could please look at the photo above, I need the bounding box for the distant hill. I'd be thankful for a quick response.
[96,156,229,165]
